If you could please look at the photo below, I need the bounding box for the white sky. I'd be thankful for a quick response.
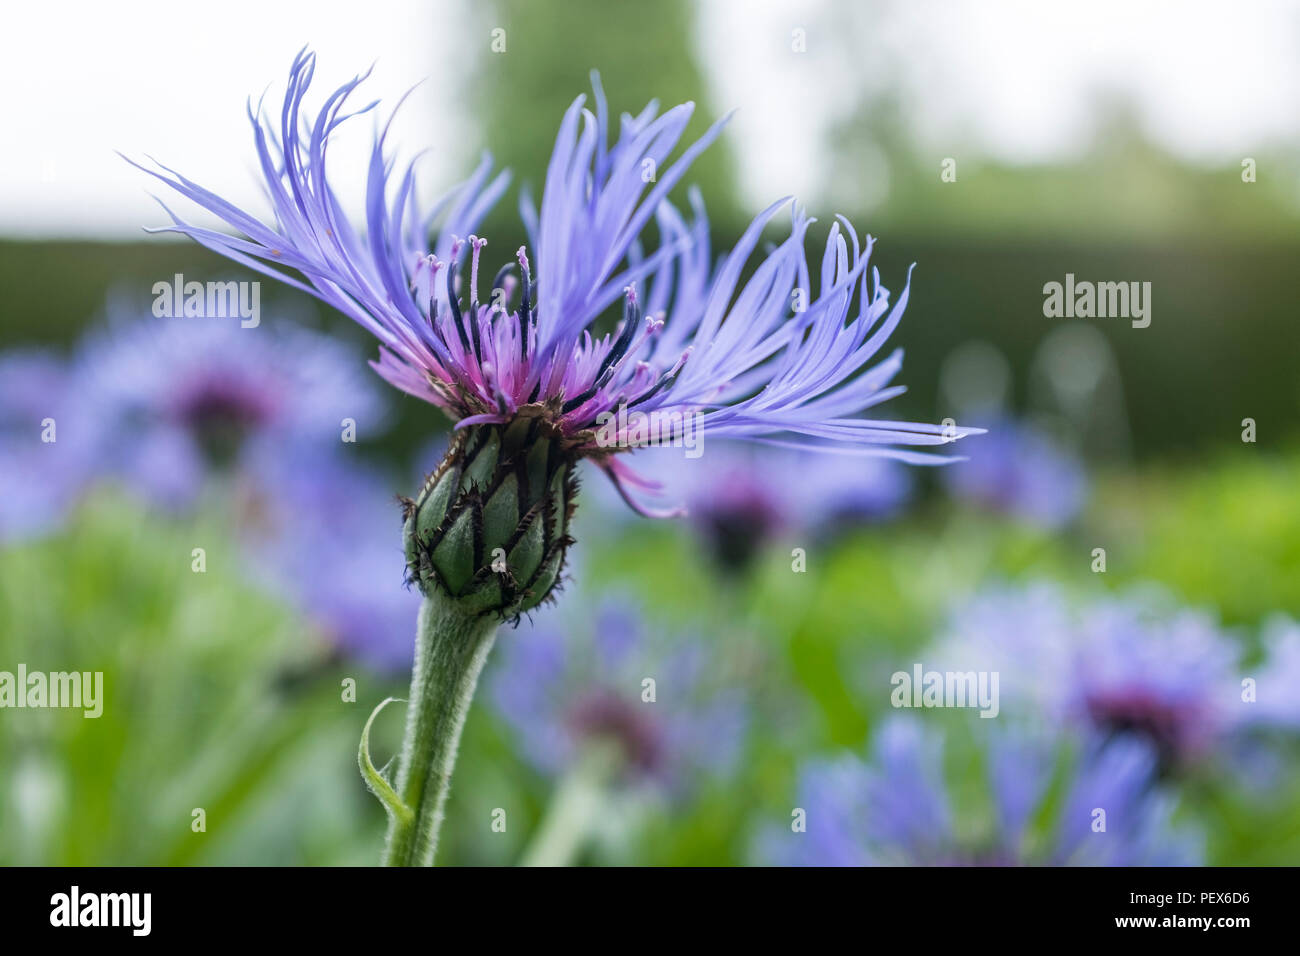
[2,0,1299,237]
[0,0,464,238]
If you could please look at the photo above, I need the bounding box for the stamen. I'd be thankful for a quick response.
[517,246,533,360]
[470,303,483,361]
[445,256,472,356]
[595,284,643,379]
[628,347,691,408]
[564,333,626,415]
[560,388,599,414]
[468,235,488,306]
[562,286,657,416]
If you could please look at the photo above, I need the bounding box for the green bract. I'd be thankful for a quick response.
[403,418,577,619]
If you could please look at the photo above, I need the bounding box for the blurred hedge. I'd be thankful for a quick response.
[4,231,1296,464]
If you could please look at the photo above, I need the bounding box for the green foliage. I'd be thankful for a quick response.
[1095,452,1300,628]
[4,451,1299,865]
[0,490,378,865]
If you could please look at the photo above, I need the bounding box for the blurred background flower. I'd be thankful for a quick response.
[73,305,386,510]
[757,716,1204,866]
[941,417,1087,530]
[930,583,1260,771]
[0,350,94,542]
[485,592,750,864]
[240,451,420,672]
[488,594,749,792]
[584,443,912,575]
[3,301,415,673]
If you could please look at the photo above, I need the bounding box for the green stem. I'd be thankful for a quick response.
[518,742,621,867]
[383,594,498,867]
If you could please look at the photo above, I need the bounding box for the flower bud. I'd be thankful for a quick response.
[403,417,577,619]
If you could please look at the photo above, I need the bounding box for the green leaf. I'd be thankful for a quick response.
[358,697,412,827]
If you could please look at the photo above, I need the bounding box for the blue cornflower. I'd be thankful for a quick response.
[0,350,95,541]
[942,416,1086,529]
[74,308,385,508]
[243,451,421,672]
[583,441,911,573]
[757,716,1203,866]
[67,305,410,668]
[932,583,1246,769]
[486,595,749,794]
[130,50,976,517]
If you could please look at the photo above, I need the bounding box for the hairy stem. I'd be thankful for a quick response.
[383,595,497,867]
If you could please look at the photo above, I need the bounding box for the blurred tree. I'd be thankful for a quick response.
[467,0,738,223]
[826,78,1300,240]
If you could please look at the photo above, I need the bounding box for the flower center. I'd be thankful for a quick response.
[1084,688,1200,770]
[172,373,278,466]
[566,688,663,775]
